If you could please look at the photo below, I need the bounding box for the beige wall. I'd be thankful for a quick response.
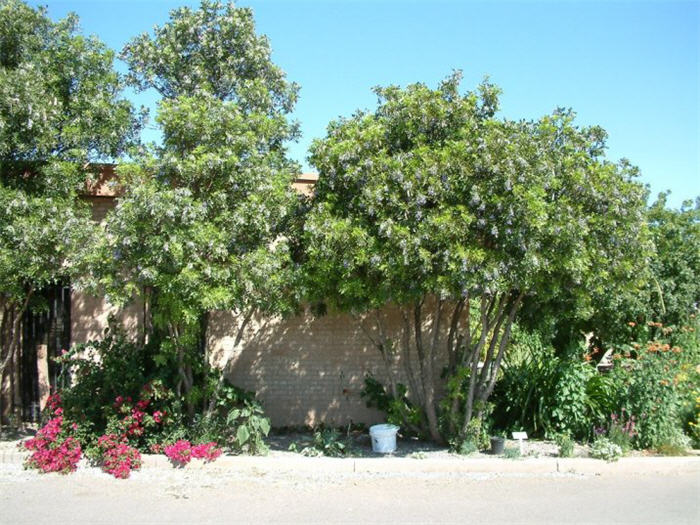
[207,309,387,427]
[207,302,450,428]
[70,291,143,345]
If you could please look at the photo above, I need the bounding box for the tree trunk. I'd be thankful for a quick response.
[413,301,442,444]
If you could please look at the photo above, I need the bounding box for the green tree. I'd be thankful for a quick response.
[645,194,699,325]
[303,72,649,444]
[0,0,139,417]
[93,1,301,414]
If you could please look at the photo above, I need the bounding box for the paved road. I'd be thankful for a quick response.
[1,463,698,524]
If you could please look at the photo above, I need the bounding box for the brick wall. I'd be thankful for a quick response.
[207,302,450,428]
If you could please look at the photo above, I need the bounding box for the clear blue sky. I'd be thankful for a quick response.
[31,0,699,207]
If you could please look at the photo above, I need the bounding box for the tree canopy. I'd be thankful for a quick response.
[92,0,302,411]
[303,72,650,442]
[0,0,139,407]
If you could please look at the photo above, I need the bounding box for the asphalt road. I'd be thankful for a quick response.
[1,463,698,524]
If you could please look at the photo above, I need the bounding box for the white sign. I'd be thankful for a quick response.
[512,432,528,455]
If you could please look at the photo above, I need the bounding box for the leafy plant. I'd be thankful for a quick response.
[554,432,575,458]
[590,437,623,462]
[224,400,271,455]
[607,325,699,449]
[492,330,609,440]
[290,427,353,458]
[361,375,424,436]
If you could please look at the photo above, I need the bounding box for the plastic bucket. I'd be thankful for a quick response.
[369,424,399,453]
[490,437,505,455]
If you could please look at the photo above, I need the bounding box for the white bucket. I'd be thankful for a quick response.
[369,424,399,453]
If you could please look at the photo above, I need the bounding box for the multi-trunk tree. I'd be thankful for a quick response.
[0,0,139,419]
[91,1,302,413]
[303,72,649,444]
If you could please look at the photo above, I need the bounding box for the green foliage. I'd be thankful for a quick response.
[194,390,270,455]
[590,437,623,462]
[0,0,140,173]
[304,72,649,444]
[491,329,608,440]
[503,446,521,459]
[0,0,139,387]
[554,432,575,458]
[55,325,182,447]
[89,0,302,417]
[290,426,352,457]
[453,439,478,456]
[360,375,423,435]
[225,400,271,455]
[449,413,490,453]
[607,324,699,450]
[56,323,271,454]
[645,195,700,327]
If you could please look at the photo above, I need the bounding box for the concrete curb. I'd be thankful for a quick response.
[4,446,700,476]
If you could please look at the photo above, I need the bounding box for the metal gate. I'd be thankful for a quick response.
[20,283,71,421]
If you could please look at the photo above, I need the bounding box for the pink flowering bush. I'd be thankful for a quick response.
[22,394,82,474]
[164,440,222,466]
[98,436,142,479]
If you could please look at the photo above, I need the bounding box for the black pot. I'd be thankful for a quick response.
[490,436,505,455]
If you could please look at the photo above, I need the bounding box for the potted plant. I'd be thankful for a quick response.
[490,432,506,455]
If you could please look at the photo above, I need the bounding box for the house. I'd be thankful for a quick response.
[3,166,403,428]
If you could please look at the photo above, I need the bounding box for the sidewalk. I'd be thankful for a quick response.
[3,441,699,476]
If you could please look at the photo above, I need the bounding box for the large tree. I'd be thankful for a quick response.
[92,1,301,412]
[303,73,649,443]
[0,0,139,419]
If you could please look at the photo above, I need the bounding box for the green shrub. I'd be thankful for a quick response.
[554,433,575,458]
[192,382,271,455]
[607,323,699,450]
[361,375,424,437]
[290,426,353,457]
[491,329,608,440]
[452,439,478,456]
[503,446,521,459]
[54,324,271,455]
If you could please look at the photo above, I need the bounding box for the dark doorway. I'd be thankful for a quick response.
[20,283,71,421]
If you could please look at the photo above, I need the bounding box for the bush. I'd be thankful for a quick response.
[164,440,222,466]
[192,382,271,455]
[607,322,699,449]
[289,426,353,457]
[55,326,271,456]
[554,433,575,458]
[22,394,82,475]
[56,327,182,448]
[361,375,424,437]
[590,437,623,462]
[491,329,608,440]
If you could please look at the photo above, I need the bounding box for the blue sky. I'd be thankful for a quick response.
[32,0,699,207]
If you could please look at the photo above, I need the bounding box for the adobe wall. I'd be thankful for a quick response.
[207,302,450,428]
[70,291,143,345]
[71,196,143,345]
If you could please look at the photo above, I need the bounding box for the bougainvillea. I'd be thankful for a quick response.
[22,394,82,474]
[164,439,222,466]
[97,435,142,479]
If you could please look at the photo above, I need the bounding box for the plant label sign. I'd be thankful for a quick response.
[512,432,528,454]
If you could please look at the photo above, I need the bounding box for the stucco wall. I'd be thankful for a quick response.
[70,291,143,345]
